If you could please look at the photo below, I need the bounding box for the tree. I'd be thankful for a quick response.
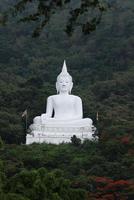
[2,0,109,37]
[71,135,81,146]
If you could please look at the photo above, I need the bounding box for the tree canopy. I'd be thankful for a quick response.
[2,0,110,37]
[0,0,134,144]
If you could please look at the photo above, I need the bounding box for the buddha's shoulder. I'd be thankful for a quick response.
[69,95,82,101]
[47,95,63,101]
[47,95,57,100]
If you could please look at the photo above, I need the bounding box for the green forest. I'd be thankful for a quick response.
[0,0,134,199]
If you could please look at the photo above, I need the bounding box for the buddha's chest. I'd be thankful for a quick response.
[53,96,75,110]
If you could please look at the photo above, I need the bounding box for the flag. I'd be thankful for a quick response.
[96,112,99,121]
[22,109,27,118]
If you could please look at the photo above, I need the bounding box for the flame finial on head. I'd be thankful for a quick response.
[57,60,72,81]
[62,60,68,74]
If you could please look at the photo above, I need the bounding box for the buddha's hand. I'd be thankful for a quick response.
[41,114,49,124]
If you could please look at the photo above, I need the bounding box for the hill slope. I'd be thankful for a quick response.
[0,0,134,143]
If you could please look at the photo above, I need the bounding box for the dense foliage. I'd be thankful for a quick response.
[0,0,134,199]
[3,0,109,37]
[0,0,133,144]
[0,138,134,199]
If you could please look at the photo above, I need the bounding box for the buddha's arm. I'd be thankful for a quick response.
[46,96,53,117]
[41,96,53,121]
[74,97,83,119]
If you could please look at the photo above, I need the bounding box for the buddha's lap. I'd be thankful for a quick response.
[33,116,92,125]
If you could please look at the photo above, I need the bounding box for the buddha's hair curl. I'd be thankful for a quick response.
[57,74,72,82]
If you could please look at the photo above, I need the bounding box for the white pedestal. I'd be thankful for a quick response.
[26,125,97,144]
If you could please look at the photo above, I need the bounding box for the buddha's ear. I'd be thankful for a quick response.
[56,82,59,94]
[69,82,73,94]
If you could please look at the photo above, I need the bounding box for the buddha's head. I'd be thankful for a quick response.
[56,60,73,94]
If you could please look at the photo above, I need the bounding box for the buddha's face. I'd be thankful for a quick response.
[56,76,73,93]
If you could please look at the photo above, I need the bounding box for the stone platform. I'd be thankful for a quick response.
[26,125,97,144]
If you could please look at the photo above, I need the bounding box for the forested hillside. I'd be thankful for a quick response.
[0,0,134,144]
[0,139,134,199]
[0,1,134,199]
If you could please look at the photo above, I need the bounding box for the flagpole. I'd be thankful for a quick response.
[26,112,28,133]
[96,111,99,122]
[22,109,28,134]
[95,111,99,137]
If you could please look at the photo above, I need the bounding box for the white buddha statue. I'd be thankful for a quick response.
[26,61,95,144]
[33,60,92,127]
